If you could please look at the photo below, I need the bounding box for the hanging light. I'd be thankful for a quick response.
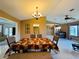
[32,6,42,20]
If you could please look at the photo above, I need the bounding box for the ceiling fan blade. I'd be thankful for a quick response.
[64,15,76,20]
[71,17,76,19]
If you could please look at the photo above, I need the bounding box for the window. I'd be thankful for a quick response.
[9,28,12,36]
[69,25,77,36]
[25,24,30,34]
[4,27,15,36]
[4,28,9,36]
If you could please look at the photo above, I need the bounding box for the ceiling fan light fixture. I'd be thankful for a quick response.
[69,8,75,11]
[64,15,76,20]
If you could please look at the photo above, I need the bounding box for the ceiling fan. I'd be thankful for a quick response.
[64,8,76,20]
[64,15,76,20]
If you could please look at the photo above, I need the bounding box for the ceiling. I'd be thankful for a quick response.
[0,0,79,24]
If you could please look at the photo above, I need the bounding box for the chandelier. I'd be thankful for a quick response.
[32,6,42,20]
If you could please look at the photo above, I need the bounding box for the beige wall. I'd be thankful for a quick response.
[20,17,46,38]
[61,24,69,38]
[0,10,21,41]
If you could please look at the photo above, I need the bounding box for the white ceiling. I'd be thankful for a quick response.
[0,0,79,24]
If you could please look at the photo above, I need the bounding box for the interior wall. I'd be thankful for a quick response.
[20,17,46,38]
[0,10,21,41]
[61,24,69,38]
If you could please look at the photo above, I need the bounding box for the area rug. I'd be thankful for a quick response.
[7,52,52,59]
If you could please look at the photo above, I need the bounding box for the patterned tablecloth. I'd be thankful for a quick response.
[11,38,57,52]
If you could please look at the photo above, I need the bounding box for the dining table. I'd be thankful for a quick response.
[11,38,57,53]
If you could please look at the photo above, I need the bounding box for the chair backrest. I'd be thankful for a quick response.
[37,34,42,38]
[53,35,59,44]
[6,36,16,47]
[30,34,36,38]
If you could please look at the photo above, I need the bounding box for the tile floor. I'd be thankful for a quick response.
[0,40,8,59]
[0,38,79,59]
[51,38,79,59]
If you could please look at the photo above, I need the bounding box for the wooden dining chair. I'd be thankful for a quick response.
[5,36,20,55]
[42,44,48,52]
[53,35,59,45]
[30,34,36,38]
[37,34,42,38]
[52,35,60,53]
[6,36,16,47]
